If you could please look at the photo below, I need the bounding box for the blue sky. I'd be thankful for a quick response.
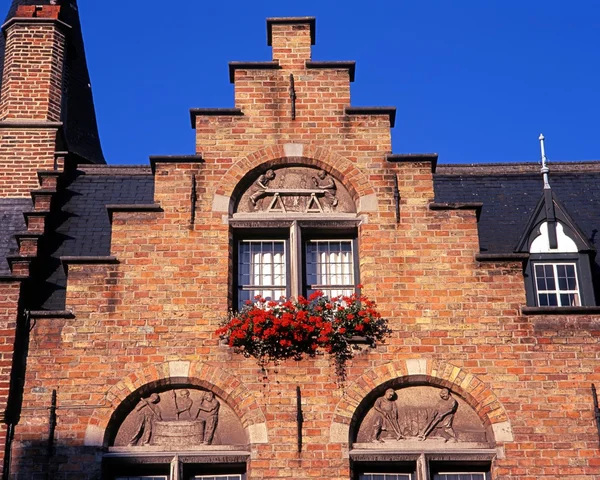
[67,2,600,164]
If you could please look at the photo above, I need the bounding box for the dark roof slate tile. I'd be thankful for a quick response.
[433,168,600,254]
[0,198,31,275]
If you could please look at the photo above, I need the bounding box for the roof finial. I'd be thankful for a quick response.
[539,133,551,190]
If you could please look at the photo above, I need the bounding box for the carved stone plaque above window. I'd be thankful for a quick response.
[235,166,355,215]
[355,387,489,449]
[113,388,246,449]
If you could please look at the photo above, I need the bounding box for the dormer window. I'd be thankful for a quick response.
[521,221,596,307]
[533,262,580,306]
[514,171,598,308]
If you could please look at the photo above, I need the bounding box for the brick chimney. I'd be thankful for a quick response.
[267,17,315,69]
[0,5,66,122]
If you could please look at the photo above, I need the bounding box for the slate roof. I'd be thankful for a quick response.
[434,162,600,302]
[36,165,154,310]
[433,162,600,254]
[0,198,31,275]
[0,0,105,164]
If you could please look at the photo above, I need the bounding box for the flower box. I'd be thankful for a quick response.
[216,290,391,382]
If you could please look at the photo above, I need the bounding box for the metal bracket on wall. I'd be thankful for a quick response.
[393,174,400,223]
[296,386,304,452]
[190,174,197,226]
[593,384,600,448]
[289,74,297,120]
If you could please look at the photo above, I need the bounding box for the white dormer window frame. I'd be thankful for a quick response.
[525,222,596,307]
[533,262,581,307]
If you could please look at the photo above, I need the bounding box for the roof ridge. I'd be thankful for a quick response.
[436,161,600,175]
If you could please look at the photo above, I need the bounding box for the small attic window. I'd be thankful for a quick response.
[523,221,596,307]
[533,263,580,306]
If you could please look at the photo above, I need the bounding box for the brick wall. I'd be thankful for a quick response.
[0,281,21,478]
[8,17,600,480]
[0,128,58,197]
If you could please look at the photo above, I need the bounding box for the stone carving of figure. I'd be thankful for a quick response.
[129,393,162,446]
[312,169,338,207]
[372,388,404,442]
[249,169,276,209]
[175,389,193,420]
[419,388,458,442]
[196,391,220,444]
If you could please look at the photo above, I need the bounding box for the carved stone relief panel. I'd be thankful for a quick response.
[113,388,246,448]
[355,387,489,449]
[235,166,355,214]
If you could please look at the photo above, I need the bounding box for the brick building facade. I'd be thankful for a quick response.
[0,2,599,479]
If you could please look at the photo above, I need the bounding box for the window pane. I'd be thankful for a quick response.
[238,240,287,308]
[537,292,558,306]
[305,240,355,297]
[560,293,579,306]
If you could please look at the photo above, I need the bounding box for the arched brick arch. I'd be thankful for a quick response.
[330,359,514,446]
[214,143,377,208]
[84,360,268,447]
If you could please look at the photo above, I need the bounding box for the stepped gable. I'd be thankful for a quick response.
[0,0,105,164]
[35,165,155,310]
[0,198,31,275]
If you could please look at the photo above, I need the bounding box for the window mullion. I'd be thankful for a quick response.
[552,263,561,306]
[416,453,428,480]
[290,221,301,299]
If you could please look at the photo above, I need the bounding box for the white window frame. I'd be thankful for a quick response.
[533,262,581,307]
